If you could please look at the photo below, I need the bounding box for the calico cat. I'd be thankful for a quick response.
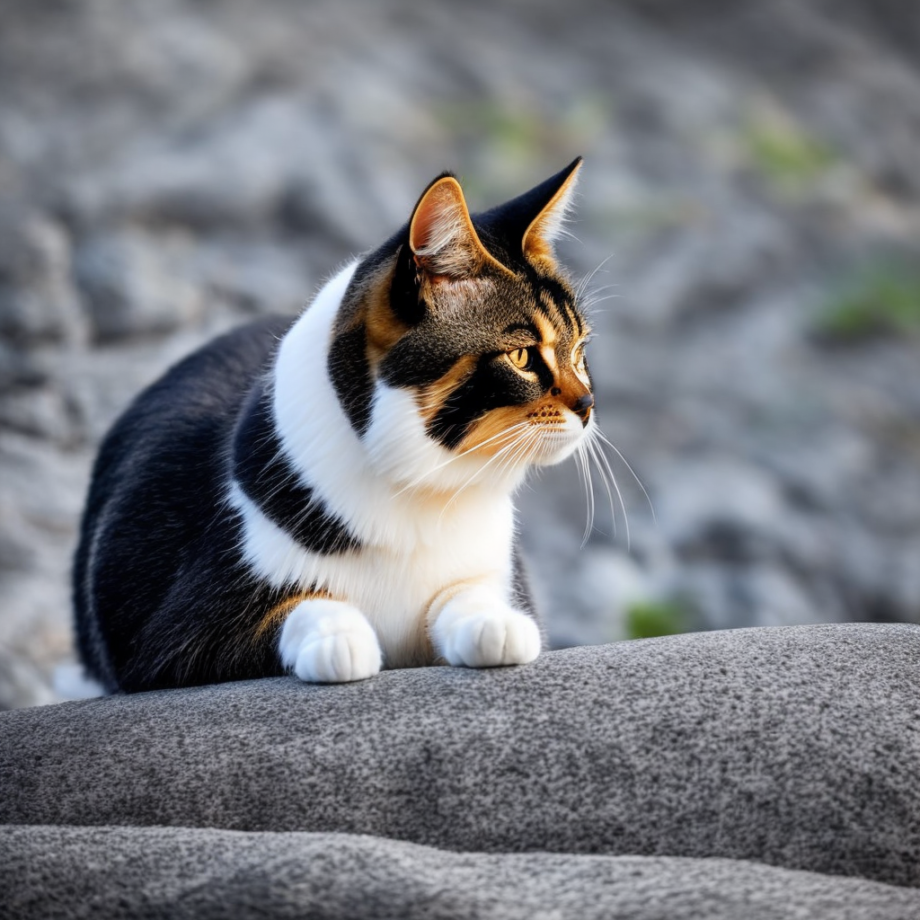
[73,157,595,692]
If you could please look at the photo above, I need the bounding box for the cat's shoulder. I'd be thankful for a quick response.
[162,315,296,391]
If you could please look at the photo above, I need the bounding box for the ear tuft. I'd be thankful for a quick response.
[410,175,511,280]
[522,157,582,262]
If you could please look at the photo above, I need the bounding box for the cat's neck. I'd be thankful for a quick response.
[270,263,521,552]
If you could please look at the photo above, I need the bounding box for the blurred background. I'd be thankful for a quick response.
[1,0,919,708]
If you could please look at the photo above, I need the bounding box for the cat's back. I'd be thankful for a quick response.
[85,315,294,503]
[74,316,294,686]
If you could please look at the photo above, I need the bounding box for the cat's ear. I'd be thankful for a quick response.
[521,157,582,262]
[410,175,511,280]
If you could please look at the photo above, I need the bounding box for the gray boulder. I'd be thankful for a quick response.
[2,623,919,917]
[4,826,918,920]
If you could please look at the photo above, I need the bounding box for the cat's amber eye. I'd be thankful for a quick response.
[507,347,532,371]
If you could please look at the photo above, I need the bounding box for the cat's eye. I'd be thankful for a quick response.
[507,347,533,371]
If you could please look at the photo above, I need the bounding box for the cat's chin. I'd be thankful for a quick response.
[529,436,583,467]
[526,414,591,467]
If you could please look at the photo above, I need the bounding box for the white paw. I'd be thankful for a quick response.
[278,599,382,683]
[433,587,542,669]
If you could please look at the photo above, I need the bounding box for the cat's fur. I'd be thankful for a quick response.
[73,158,594,692]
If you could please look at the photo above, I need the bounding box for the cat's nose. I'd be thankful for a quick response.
[572,393,594,423]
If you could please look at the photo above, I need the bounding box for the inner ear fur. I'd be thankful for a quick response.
[410,176,512,280]
[522,158,582,263]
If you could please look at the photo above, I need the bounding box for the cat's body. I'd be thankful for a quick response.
[74,159,594,692]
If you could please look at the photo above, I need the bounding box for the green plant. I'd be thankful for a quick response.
[739,106,836,194]
[624,601,688,641]
[816,263,920,342]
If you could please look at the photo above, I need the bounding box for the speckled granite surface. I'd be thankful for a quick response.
[4,826,920,920]
[2,624,919,917]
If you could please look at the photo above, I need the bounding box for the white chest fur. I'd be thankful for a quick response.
[230,482,515,666]
[229,263,521,667]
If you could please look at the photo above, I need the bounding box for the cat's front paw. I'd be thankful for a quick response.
[279,599,382,683]
[433,587,542,669]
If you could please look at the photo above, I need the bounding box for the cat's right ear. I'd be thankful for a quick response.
[409,175,512,281]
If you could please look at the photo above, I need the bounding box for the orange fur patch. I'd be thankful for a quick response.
[456,400,568,457]
[532,308,559,348]
[362,267,409,369]
[522,159,582,263]
[254,589,332,641]
[418,354,478,423]
[555,365,592,410]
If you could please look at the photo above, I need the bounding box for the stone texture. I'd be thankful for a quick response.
[3,826,919,920]
[2,625,919,890]
[0,207,84,346]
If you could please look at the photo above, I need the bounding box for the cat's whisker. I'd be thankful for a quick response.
[585,432,619,543]
[594,429,656,523]
[465,426,537,495]
[575,443,595,547]
[438,425,540,520]
[575,253,616,302]
[580,282,620,300]
[391,422,533,497]
[579,289,621,310]
[586,429,632,551]
[495,426,542,480]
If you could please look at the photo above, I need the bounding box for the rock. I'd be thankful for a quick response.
[0,387,80,445]
[0,208,84,346]
[3,827,918,920]
[0,646,56,711]
[2,624,918,882]
[1,624,919,916]
[0,338,45,393]
[73,228,205,341]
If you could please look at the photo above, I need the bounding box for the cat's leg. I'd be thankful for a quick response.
[279,599,382,683]
[428,583,542,669]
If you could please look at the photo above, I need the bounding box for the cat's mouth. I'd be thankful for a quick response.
[527,412,590,467]
[461,404,590,470]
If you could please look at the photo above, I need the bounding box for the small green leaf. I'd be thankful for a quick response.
[815,262,920,342]
[624,601,687,640]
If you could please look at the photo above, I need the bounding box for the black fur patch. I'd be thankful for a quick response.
[428,353,550,449]
[328,323,375,436]
[73,317,302,692]
[233,383,360,554]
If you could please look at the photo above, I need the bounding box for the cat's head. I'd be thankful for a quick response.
[330,158,594,493]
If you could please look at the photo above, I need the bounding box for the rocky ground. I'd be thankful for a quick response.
[1,0,918,708]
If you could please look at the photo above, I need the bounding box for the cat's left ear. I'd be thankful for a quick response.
[521,157,583,263]
[409,174,512,280]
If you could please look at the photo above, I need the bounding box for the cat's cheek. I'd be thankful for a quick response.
[432,586,542,669]
[278,599,382,684]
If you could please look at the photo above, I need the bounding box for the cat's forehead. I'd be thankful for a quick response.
[433,265,587,348]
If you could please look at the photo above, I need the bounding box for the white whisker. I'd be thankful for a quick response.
[575,444,595,547]
[585,432,620,543]
[438,426,538,521]
[594,429,656,523]
[392,421,532,497]
[575,253,616,302]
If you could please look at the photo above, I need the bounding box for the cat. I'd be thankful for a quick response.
[72,157,595,692]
